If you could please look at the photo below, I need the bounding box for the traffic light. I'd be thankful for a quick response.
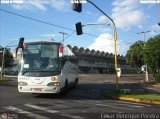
[72,0,82,13]
[18,37,24,48]
[75,22,83,35]
[158,23,160,26]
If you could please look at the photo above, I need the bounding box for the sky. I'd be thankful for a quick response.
[0,0,160,55]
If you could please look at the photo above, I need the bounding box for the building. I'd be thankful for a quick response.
[67,45,137,74]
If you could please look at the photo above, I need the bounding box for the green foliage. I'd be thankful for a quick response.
[0,46,14,68]
[125,41,144,68]
[155,74,160,82]
[143,35,160,78]
[126,35,160,80]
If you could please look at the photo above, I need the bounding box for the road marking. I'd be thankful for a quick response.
[25,104,58,113]
[4,106,49,119]
[75,101,124,113]
[25,103,85,119]
[95,104,134,111]
[102,100,144,108]
[55,104,69,108]
[116,101,151,106]
[76,100,144,109]
[60,113,84,119]
[89,100,102,103]
[115,103,143,108]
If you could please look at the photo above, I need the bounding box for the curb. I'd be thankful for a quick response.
[112,96,160,105]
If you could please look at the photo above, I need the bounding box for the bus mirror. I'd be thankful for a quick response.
[15,37,24,58]
[18,37,24,48]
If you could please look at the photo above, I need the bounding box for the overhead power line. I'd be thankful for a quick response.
[0,8,74,31]
[0,8,135,45]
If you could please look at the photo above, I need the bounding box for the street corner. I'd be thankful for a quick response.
[102,89,160,105]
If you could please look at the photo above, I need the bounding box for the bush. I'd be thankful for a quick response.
[155,74,160,82]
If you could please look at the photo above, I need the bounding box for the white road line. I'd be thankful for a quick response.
[60,113,84,119]
[96,104,134,111]
[75,100,143,109]
[4,106,49,119]
[89,100,102,103]
[25,103,85,119]
[25,104,58,113]
[74,100,133,110]
[116,103,143,108]
[55,104,69,108]
[116,101,151,107]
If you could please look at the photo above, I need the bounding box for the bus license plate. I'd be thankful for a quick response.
[33,88,42,92]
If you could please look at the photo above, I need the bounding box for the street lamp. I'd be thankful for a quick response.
[137,30,151,42]
[137,30,152,82]
[85,23,110,26]
[59,32,68,42]
[72,0,119,89]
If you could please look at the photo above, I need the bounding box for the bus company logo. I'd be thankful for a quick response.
[71,0,87,3]
[0,0,23,4]
[1,113,8,119]
[140,0,160,3]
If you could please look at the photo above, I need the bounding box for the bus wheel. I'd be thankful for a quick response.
[73,78,78,88]
[65,79,68,90]
[60,79,68,96]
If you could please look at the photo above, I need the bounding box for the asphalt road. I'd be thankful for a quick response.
[0,76,160,119]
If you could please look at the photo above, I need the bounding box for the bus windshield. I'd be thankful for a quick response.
[20,42,60,76]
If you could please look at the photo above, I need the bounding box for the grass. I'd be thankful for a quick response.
[104,90,160,101]
[0,77,11,81]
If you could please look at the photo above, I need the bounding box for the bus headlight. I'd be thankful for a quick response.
[47,82,60,86]
[18,81,28,86]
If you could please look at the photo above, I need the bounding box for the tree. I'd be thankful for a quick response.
[125,41,144,68]
[143,35,160,80]
[0,46,14,69]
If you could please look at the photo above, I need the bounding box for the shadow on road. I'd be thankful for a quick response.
[34,82,149,101]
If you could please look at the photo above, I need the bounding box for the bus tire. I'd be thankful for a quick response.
[60,79,68,96]
[65,79,68,90]
[73,78,78,88]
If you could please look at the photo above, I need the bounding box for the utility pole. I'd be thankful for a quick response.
[1,48,5,80]
[137,30,151,82]
[59,32,68,42]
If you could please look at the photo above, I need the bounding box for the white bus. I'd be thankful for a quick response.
[16,40,79,94]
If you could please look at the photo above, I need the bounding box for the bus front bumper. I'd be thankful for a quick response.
[18,85,61,93]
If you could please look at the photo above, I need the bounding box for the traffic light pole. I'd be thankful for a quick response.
[86,0,119,90]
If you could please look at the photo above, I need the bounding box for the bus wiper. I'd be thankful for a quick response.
[21,71,28,75]
[21,70,34,74]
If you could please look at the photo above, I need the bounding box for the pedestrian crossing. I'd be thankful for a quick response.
[2,100,159,119]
